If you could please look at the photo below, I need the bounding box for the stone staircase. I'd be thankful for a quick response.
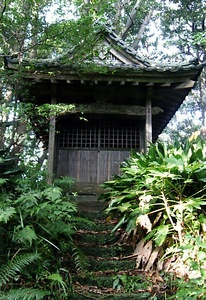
[67,197,164,299]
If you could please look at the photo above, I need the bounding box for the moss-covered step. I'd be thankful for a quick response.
[78,211,110,221]
[74,273,145,289]
[68,291,153,299]
[79,244,133,258]
[75,231,120,245]
[72,209,160,299]
[87,258,136,272]
[77,220,117,232]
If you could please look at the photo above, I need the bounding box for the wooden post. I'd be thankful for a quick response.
[145,87,153,152]
[47,84,56,185]
[139,125,145,153]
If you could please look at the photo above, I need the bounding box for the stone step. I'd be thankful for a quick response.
[74,271,145,289]
[79,244,132,258]
[75,231,119,245]
[77,219,116,232]
[68,291,151,299]
[77,195,107,212]
[87,258,136,272]
[72,206,158,299]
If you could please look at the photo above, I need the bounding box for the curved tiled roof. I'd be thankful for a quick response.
[6,23,205,73]
[95,21,205,71]
[6,24,206,142]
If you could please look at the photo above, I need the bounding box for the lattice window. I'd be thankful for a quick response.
[59,117,140,150]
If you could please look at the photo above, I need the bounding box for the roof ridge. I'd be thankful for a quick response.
[97,21,202,69]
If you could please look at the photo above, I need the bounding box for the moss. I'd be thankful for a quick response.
[80,244,132,258]
[87,259,136,272]
[68,292,153,299]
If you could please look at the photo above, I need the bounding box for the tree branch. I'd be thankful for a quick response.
[132,9,153,49]
[121,0,141,40]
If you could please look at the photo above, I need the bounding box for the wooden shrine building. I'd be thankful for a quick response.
[7,26,205,192]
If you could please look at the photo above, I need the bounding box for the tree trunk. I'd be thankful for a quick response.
[121,0,141,40]
[0,87,13,149]
[132,9,153,49]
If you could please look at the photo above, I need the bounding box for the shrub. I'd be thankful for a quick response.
[0,150,85,298]
[101,133,206,276]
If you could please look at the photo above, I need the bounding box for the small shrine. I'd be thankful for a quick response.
[7,26,205,192]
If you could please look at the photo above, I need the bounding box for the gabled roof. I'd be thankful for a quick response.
[95,24,202,72]
[6,25,205,141]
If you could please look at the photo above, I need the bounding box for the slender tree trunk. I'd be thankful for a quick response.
[121,0,141,39]
[0,87,13,149]
[132,9,153,49]
[199,75,206,127]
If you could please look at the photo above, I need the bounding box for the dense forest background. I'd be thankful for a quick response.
[0,1,206,299]
[0,0,205,161]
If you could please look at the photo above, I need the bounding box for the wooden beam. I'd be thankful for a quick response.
[68,103,163,116]
[161,82,172,86]
[145,87,153,152]
[47,84,56,185]
[174,79,195,89]
[108,48,133,64]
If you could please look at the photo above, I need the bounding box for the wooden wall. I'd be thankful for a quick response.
[56,115,141,186]
[56,149,130,183]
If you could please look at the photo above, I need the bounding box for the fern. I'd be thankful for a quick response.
[0,207,16,223]
[46,273,68,296]
[0,178,8,186]
[0,287,49,300]
[72,245,89,274]
[14,225,37,246]
[49,220,76,237]
[0,253,40,286]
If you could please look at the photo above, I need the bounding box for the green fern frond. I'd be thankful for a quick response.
[72,246,89,274]
[46,273,68,296]
[14,225,37,246]
[0,206,16,223]
[0,287,49,300]
[49,220,75,237]
[72,216,96,227]
[0,178,8,186]
[0,253,40,286]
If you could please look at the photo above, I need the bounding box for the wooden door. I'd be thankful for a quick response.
[56,116,140,183]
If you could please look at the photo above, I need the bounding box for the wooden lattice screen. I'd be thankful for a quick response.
[59,117,140,150]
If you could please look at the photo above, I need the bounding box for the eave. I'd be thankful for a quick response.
[5,26,205,142]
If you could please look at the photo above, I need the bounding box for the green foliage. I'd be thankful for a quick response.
[168,278,206,299]
[0,253,40,286]
[0,288,49,300]
[194,31,206,49]
[0,253,49,300]
[160,0,205,58]
[0,149,21,190]
[54,176,75,195]
[113,274,148,293]
[45,271,72,299]
[101,135,206,277]
[0,150,87,298]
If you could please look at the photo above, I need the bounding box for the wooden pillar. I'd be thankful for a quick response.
[145,87,153,152]
[139,125,145,153]
[47,84,56,185]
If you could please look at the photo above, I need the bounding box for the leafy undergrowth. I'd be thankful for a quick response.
[0,151,89,299]
[99,133,206,299]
